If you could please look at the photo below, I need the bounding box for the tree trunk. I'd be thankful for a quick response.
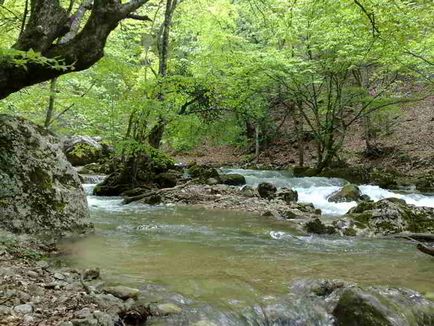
[148,0,178,148]
[255,124,260,163]
[0,0,150,100]
[44,78,57,128]
[148,118,166,149]
[294,104,304,167]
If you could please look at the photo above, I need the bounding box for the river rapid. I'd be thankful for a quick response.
[61,170,434,321]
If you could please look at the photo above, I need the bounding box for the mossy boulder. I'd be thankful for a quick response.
[345,198,434,235]
[293,279,434,326]
[328,184,364,203]
[415,173,434,192]
[219,174,246,186]
[63,136,109,166]
[187,164,220,182]
[0,114,91,235]
[333,289,403,326]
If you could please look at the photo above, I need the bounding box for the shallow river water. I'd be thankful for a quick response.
[61,170,434,315]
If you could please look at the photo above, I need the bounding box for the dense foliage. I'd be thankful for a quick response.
[0,0,433,168]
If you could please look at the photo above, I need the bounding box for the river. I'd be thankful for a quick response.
[61,170,434,322]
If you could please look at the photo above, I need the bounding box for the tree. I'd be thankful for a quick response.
[0,0,151,100]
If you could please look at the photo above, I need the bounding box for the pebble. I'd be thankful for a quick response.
[54,272,66,280]
[26,270,39,278]
[36,261,49,269]
[13,303,33,314]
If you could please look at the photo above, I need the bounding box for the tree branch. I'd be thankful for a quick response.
[0,0,151,100]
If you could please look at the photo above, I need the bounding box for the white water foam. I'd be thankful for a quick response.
[222,169,434,216]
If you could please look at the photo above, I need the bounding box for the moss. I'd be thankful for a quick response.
[333,289,392,326]
[29,167,52,190]
[343,228,357,236]
[351,212,373,229]
[70,143,98,159]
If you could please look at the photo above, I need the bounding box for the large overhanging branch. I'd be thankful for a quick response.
[0,0,150,100]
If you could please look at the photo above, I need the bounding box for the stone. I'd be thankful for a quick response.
[155,303,182,315]
[333,288,394,326]
[83,268,100,281]
[304,218,336,235]
[13,304,33,315]
[328,184,363,203]
[257,182,277,200]
[345,198,434,235]
[63,136,107,166]
[277,188,298,204]
[0,115,91,235]
[0,305,11,315]
[206,178,219,185]
[155,172,178,188]
[219,174,246,186]
[187,164,220,181]
[54,272,66,280]
[104,286,140,300]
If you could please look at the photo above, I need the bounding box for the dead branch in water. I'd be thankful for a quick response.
[122,180,193,205]
[417,243,434,257]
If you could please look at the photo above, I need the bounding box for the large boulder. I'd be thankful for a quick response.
[345,198,434,235]
[328,184,364,203]
[0,115,91,235]
[257,182,277,200]
[63,136,108,166]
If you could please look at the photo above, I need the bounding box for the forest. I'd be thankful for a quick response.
[0,0,433,325]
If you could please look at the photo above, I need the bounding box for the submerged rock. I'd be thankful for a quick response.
[333,288,394,326]
[292,279,434,326]
[258,182,277,199]
[0,114,91,235]
[328,184,364,203]
[345,198,434,235]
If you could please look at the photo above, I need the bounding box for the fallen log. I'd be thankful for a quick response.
[391,233,434,242]
[417,243,434,257]
[122,180,193,205]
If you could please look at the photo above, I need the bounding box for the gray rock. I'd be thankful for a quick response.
[13,303,33,314]
[0,305,11,315]
[63,136,105,166]
[219,174,246,186]
[257,182,277,200]
[0,115,91,235]
[83,268,100,281]
[155,303,182,315]
[206,178,219,186]
[346,197,434,235]
[278,188,298,204]
[328,184,363,203]
[333,288,397,326]
[104,286,140,300]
